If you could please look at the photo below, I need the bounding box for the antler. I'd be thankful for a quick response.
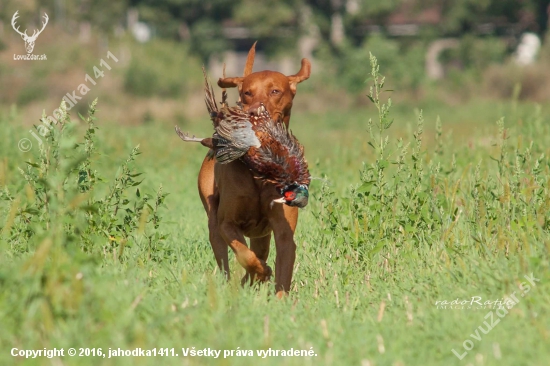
[11,11,48,40]
[30,13,49,39]
[11,11,27,37]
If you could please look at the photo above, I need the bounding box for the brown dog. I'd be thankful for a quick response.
[197,43,311,297]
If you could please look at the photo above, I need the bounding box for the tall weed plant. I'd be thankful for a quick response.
[313,54,549,284]
[1,99,168,260]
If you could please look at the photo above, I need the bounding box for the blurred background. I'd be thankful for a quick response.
[0,0,549,125]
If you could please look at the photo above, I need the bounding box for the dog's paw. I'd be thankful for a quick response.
[254,260,272,282]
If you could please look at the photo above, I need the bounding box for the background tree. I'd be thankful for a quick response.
[130,0,235,61]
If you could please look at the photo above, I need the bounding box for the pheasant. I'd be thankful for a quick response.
[175,71,310,208]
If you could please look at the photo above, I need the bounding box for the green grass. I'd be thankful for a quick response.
[1,60,549,366]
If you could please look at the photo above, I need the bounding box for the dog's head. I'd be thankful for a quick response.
[218,42,311,126]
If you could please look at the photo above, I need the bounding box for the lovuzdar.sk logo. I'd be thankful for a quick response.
[11,10,48,61]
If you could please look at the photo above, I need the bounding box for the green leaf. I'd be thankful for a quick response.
[378,160,389,169]
[369,241,385,257]
[405,224,416,233]
[357,181,375,193]
[416,191,428,203]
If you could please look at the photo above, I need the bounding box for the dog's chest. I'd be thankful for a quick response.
[240,217,271,238]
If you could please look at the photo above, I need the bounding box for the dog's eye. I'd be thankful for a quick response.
[244,91,252,97]
[271,89,280,95]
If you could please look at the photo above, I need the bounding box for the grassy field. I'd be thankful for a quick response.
[1,58,549,366]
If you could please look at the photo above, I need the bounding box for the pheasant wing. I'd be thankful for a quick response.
[213,109,261,164]
[248,119,310,188]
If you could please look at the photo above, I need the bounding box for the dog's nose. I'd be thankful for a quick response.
[248,102,264,116]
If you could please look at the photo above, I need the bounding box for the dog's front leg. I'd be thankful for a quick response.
[198,158,230,277]
[241,235,272,285]
[269,205,299,298]
[219,222,272,283]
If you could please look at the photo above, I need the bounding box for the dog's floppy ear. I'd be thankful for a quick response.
[288,58,311,94]
[218,77,243,88]
[217,41,257,91]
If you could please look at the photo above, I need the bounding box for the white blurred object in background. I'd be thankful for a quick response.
[131,22,151,43]
[127,8,151,43]
[514,33,541,66]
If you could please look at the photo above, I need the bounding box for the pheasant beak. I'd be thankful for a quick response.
[270,197,286,209]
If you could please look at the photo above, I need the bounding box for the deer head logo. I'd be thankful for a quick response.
[11,11,49,54]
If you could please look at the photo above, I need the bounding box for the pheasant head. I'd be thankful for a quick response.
[271,183,309,208]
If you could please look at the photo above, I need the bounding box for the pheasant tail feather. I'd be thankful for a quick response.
[202,67,218,124]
